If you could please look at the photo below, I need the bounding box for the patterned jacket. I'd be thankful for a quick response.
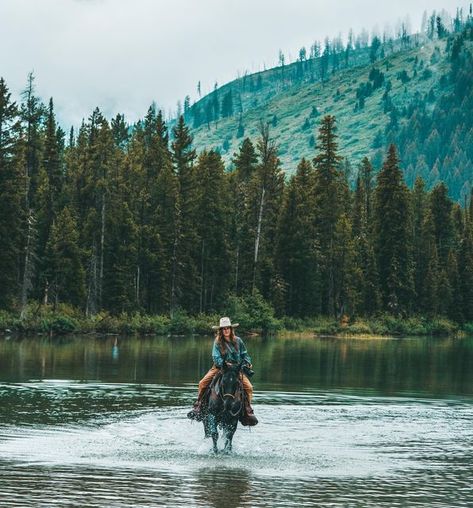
[212,336,252,368]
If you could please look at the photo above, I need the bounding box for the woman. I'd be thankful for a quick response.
[187,316,258,426]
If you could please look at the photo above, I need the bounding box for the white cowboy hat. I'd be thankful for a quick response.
[212,316,239,330]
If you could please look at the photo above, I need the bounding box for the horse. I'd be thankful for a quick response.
[202,361,244,454]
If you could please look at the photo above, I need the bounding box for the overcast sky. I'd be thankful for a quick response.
[0,0,469,128]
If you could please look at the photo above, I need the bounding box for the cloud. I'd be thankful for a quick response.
[0,0,468,129]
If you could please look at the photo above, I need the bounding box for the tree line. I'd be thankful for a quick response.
[1,74,473,323]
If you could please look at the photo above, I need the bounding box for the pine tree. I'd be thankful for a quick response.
[0,78,23,308]
[71,109,117,314]
[111,113,129,149]
[312,115,345,316]
[20,72,44,209]
[420,212,440,314]
[332,213,358,317]
[231,138,258,294]
[171,115,198,312]
[352,163,380,315]
[458,214,473,321]
[249,123,284,302]
[276,158,319,316]
[412,177,428,313]
[430,182,454,267]
[44,206,85,307]
[17,75,44,312]
[373,144,414,314]
[194,150,230,312]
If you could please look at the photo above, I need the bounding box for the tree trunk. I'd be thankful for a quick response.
[99,194,105,307]
[20,210,35,320]
[253,186,265,290]
[234,244,239,294]
[199,239,205,314]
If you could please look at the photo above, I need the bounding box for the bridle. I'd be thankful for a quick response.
[219,372,242,417]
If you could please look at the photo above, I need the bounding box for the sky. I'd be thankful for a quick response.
[0,0,469,129]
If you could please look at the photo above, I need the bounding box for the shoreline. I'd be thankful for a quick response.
[0,305,468,339]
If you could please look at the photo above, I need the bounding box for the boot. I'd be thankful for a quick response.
[187,399,204,421]
[240,401,258,426]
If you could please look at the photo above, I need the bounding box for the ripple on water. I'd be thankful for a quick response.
[1,390,473,506]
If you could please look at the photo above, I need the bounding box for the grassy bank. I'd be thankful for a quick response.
[0,303,469,338]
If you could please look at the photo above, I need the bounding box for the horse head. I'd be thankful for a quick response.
[220,362,243,416]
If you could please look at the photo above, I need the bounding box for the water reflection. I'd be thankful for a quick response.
[194,468,251,508]
[1,335,473,397]
[112,338,119,361]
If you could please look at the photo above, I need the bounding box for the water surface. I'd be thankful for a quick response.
[1,334,473,507]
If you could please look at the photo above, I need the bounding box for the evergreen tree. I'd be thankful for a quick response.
[458,217,473,321]
[412,177,428,313]
[312,115,345,316]
[420,212,441,314]
[332,213,359,317]
[352,165,380,315]
[276,159,319,316]
[430,182,454,267]
[231,138,258,294]
[44,206,85,307]
[249,123,284,302]
[20,72,44,209]
[111,113,129,149]
[171,115,198,312]
[71,109,116,314]
[373,144,414,314]
[0,78,23,308]
[194,150,230,312]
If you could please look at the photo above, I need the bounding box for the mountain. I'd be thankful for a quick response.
[184,19,473,200]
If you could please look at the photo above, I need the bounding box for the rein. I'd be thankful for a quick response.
[218,374,242,417]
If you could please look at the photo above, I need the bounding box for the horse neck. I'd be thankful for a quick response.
[221,369,241,396]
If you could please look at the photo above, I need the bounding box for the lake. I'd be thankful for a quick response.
[0,334,473,507]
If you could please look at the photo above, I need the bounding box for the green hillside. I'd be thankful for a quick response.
[184,27,473,199]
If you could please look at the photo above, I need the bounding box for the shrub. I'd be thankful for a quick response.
[346,320,372,335]
[40,315,79,334]
[428,318,458,336]
[463,322,473,335]
[193,313,219,335]
[169,309,194,335]
[226,290,281,334]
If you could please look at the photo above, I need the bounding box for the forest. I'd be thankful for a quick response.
[1,15,473,335]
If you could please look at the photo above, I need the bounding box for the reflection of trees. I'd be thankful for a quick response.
[1,335,473,396]
[192,467,251,508]
[252,336,473,396]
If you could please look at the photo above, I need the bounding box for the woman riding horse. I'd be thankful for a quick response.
[187,317,258,426]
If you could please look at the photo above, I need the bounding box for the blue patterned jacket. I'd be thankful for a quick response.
[212,336,252,368]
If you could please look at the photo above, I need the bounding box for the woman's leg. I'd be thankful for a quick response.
[188,366,220,420]
[240,374,258,425]
[198,365,219,399]
[241,374,254,403]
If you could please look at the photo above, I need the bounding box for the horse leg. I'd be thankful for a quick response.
[223,420,237,454]
[206,413,219,453]
[212,432,219,454]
